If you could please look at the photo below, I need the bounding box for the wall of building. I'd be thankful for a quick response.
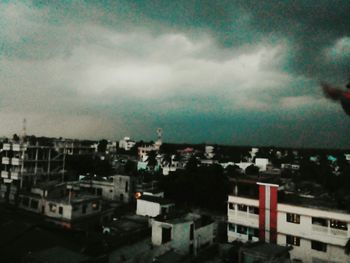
[277,234,349,263]
[228,195,350,262]
[136,199,161,217]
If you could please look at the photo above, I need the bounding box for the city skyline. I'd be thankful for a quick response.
[1,1,350,148]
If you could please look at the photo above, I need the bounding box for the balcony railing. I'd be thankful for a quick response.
[11,158,22,166]
[1,171,9,178]
[2,157,10,165]
[2,143,11,150]
[10,171,20,180]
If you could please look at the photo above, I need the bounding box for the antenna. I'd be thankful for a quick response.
[21,118,27,142]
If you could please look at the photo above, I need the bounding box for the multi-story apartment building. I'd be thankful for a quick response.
[1,141,65,203]
[227,178,350,263]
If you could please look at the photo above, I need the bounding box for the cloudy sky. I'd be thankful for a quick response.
[1,0,350,148]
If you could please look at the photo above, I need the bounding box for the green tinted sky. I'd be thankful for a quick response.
[1,0,350,148]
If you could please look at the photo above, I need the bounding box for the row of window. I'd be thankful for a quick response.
[286,235,327,252]
[228,203,259,215]
[228,223,259,238]
[229,203,348,231]
[286,213,348,230]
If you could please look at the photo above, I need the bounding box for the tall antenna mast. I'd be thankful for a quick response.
[21,118,27,143]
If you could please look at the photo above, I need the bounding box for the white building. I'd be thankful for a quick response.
[119,137,136,151]
[79,174,137,203]
[136,195,175,218]
[151,213,215,256]
[227,182,350,263]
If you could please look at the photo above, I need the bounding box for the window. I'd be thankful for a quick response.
[125,181,129,193]
[248,206,259,215]
[162,227,172,244]
[237,225,247,235]
[82,204,87,214]
[312,217,327,227]
[228,223,235,232]
[59,206,63,215]
[96,188,102,196]
[287,213,300,224]
[286,235,300,246]
[330,219,348,230]
[22,197,29,207]
[49,203,57,212]
[228,203,235,210]
[30,199,38,209]
[190,224,194,240]
[238,204,247,212]
[311,241,327,252]
[248,227,259,238]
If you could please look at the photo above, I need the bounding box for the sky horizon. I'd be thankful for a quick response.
[1,1,350,148]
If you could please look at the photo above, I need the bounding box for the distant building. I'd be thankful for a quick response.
[118,137,136,151]
[79,174,138,203]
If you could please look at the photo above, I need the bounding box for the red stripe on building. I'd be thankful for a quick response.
[258,185,266,241]
[269,186,278,243]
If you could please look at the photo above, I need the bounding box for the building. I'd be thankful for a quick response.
[227,178,350,263]
[118,137,136,151]
[79,174,137,203]
[1,141,65,204]
[238,242,291,263]
[136,194,175,218]
[151,213,215,256]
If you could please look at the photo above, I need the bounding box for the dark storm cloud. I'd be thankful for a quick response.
[1,0,349,147]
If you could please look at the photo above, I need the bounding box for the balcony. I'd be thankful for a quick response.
[11,158,22,166]
[3,178,13,184]
[10,171,20,180]
[2,157,10,165]
[2,143,11,151]
[1,171,9,178]
[312,224,328,233]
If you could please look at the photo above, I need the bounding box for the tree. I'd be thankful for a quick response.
[97,139,108,153]
[245,164,259,176]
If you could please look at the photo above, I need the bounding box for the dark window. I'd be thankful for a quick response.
[82,204,87,214]
[22,197,29,207]
[237,225,247,235]
[125,181,129,193]
[287,213,300,224]
[120,194,124,202]
[228,223,235,232]
[248,206,259,215]
[311,241,327,252]
[190,224,194,240]
[286,235,300,246]
[59,206,63,215]
[162,227,171,244]
[109,189,113,193]
[312,217,327,227]
[30,199,38,209]
[248,227,259,237]
[96,188,102,196]
[238,204,247,212]
[228,203,235,210]
[330,219,347,230]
